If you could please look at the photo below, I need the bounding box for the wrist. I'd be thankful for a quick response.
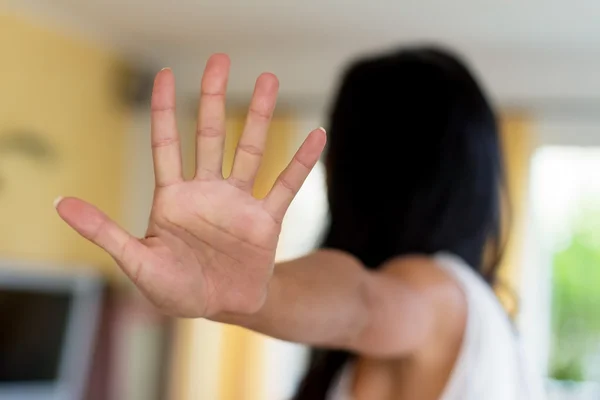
[209,268,279,328]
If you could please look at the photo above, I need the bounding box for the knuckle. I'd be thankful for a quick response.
[237,142,264,157]
[152,136,180,148]
[278,177,298,195]
[249,107,272,121]
[293,155,312,170]
[196,126,222,138]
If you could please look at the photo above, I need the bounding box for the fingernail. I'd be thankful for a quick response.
[318,127,327,134]
[160,67,172,72]
[53,196,64,209]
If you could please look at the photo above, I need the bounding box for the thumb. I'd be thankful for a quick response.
[54,196,149,283]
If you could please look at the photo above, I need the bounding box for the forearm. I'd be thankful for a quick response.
[214,249,372,349]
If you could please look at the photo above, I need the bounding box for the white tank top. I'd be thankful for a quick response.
[327,252,547,400]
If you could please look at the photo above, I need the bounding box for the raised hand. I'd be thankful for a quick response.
[55,54,326,318]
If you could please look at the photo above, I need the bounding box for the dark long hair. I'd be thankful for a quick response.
[293,46,506,400]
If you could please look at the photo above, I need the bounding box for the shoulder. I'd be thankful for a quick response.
[378,255,468,355]
[379,255,467,311]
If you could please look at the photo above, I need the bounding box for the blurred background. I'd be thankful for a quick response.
[1,1,600,399]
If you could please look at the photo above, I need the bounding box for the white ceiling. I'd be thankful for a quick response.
[8,0,600,111]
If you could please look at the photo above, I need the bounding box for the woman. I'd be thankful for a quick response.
[56,47,544,399]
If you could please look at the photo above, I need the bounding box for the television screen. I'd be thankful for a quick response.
[0,290,73,383]
[0,266,102,400]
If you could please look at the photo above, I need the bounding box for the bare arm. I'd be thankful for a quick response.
[215,251,465,358]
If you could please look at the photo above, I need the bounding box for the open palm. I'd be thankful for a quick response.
[56,54,326,318]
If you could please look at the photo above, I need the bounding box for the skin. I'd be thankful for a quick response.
[56,54,468,399]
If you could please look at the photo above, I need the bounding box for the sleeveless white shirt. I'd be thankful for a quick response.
[328,252,546,400]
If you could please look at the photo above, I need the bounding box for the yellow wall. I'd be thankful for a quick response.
[0,13,130,278]
[497,114,535,315]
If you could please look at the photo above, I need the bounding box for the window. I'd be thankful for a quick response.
[528,147,600,398]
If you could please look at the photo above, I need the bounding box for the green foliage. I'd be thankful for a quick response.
[550,205,600,381]
[551,362,585,382]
